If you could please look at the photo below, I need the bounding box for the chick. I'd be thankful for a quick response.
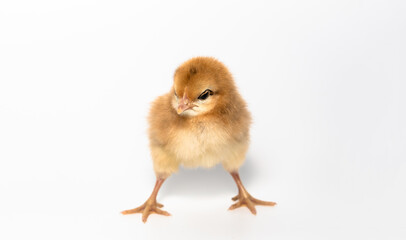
[122,57,276,222]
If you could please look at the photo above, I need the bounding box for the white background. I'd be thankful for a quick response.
[1,0,405,239]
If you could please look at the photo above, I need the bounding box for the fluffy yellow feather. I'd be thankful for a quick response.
[122,57,276,222]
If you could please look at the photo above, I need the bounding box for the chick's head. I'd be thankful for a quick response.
[172,57,237,117]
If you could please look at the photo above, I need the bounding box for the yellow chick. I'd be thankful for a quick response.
[122,57,276,222]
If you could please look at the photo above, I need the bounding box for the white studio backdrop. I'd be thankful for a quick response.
[0,0,405,239]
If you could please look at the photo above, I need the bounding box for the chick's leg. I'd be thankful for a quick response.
[228,171,276,214]
[121,177,170,222]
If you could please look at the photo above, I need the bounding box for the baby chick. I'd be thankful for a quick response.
[122,57,276,222]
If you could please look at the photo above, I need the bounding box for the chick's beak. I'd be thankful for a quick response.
[177,93,195,114]
[177,99,195,114]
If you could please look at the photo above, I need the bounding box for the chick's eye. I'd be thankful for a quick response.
[198,89,213,100]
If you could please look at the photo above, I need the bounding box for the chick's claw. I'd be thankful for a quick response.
[231,195,239,201]
[251,198,277,206]
[121,201,170,223]
[229,194,276,215]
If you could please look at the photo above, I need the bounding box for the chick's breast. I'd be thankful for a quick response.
[148,93,250,177]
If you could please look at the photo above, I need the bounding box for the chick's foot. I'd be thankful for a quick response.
[229,193,276,215]
[121,200,170,223]
[121,178,169,223]
[228,171,276,215]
